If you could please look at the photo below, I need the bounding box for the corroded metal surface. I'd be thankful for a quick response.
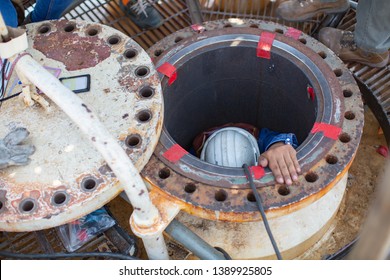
[0,20,163,231]
[143,19,364,222]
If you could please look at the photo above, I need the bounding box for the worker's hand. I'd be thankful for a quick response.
[258,142,301,186]
[0,128,35,170]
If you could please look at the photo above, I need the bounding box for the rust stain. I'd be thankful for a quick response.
[33,21,111,71]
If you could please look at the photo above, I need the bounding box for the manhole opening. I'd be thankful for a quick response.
[162,46,317,163]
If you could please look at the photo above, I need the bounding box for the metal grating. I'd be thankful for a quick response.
[56,0,325,49]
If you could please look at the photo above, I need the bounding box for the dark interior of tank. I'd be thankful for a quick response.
[163,46,317,151]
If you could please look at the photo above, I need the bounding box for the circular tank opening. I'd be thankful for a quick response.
[162,46,317,156]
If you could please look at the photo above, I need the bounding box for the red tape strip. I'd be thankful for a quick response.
[285,27,302,40]
[191,24,205,33]
[249,166,265,180]
[311,123,342,140]
[157,62,177,85]
[307,86,315,101]
[257,32,276,59]
[162,144,188,163]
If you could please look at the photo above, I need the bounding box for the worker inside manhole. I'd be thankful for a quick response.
[162,46,317,185]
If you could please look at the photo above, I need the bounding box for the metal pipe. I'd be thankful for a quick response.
[185,0,204,24]
[12,54,168,259]
[165,219,227,260]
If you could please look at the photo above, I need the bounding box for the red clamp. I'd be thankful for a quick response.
[249,166,265,180]
[257,32,276,59]
[162,144,189,163]
[311,122,342,140]
[285,27,302,40]
[157,62,177,85]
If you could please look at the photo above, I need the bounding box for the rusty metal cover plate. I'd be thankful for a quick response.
[0,20,163,231]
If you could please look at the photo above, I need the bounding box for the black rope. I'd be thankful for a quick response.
[0,250,139,260]
[242,164,283,260]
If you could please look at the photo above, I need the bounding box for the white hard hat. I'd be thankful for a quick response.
[200,127,260,168]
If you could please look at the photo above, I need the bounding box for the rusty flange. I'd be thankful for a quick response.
[142,19,364,222]
[0,20,163,231]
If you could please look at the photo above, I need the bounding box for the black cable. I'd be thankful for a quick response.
[0,250,139,260]
[0,91,21,102]
[242,164,283,260]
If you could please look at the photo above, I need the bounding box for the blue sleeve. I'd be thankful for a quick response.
[258,128,298,153]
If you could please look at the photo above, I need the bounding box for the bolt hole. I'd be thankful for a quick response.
[0,200,3,211]
[107,35,121,45]
[275,28,284,34]
[339,133,351,143]
[318,51,327,59]
[64,23,76,32]
[343,89,353,98]
[174,36,183,43]
[249,24,258,28]
[215,190,227,202]
[326,155,338,165]
[224,24,232,28]
[124,49,137,59]
[305,172,319,183]
[247,192,256,202]
[159,168,171,179]
[334,69,343,77]
[81,177,98,191]
[87,28,98,36]
[19,199,36,213]
[278,186,290,196]
[38,24,51,34]
[345,111,355,120]
[139,86,155,98]
[154,49,163,57]
[184,183,196,193]
[52,191,68,206]
[136,110,152,122]
[125,134,141,148]
[135,66,150,77]
[299,38,307,44]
